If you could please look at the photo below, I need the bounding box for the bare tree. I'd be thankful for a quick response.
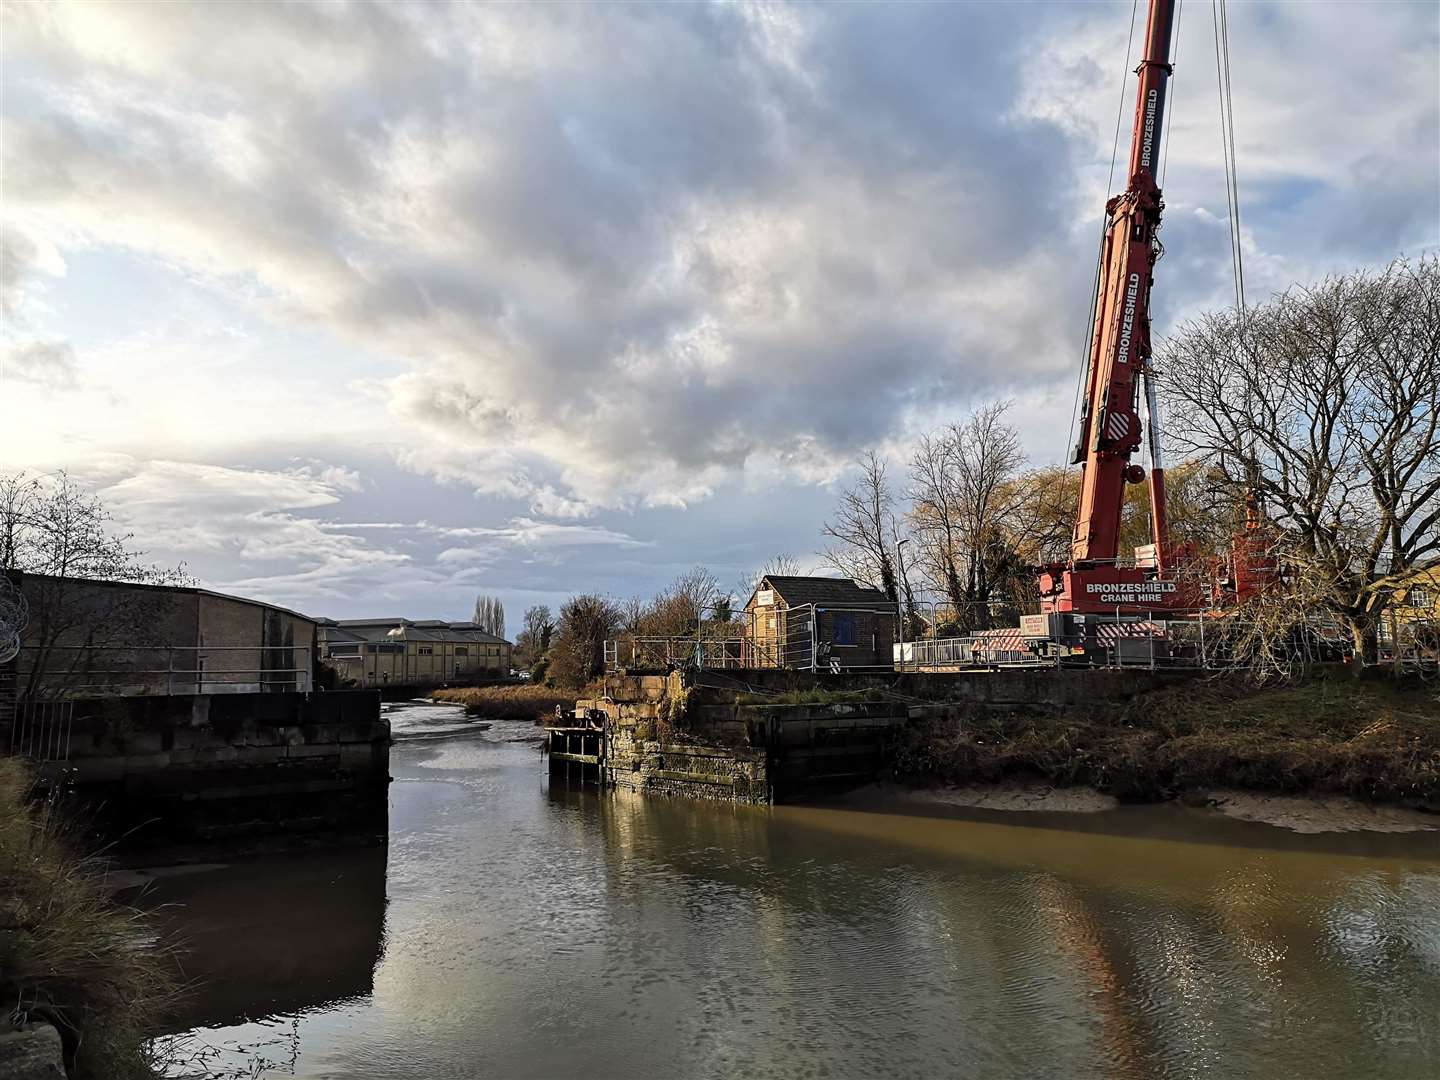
[515,604,553,665]
[644,566,723,639]
[734,553,802,606]
[1161,256,1440,664]
[472,595,506,638]
[821,452,900,601]
[998,459,1233,577]
[907,402,1026,629]
[616,596,647,638]
[549,594,620,688]
[1,470,193,696]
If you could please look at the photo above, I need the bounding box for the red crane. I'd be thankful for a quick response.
[1037,0,1198,616]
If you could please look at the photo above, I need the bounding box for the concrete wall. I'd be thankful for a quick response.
[688,665,1200,706]
[197,594,315,693]
[17,690,388,846]
[13,573,316,697]
[14,573,197,697]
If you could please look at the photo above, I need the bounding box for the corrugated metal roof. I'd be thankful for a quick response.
[317,617,510,645]
[15,571,315,624]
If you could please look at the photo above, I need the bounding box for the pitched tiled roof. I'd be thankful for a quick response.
[755,575,896,610]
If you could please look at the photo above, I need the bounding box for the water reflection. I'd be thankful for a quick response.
[142,845,387,1033]
[151,712,1440,1080]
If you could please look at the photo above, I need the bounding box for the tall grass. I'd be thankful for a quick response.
[0,759,172,1079]
[431,684,576,723]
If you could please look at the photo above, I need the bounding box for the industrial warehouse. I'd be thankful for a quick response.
[317,617,513,690]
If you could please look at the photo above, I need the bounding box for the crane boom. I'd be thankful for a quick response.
[1039,0,1195,615]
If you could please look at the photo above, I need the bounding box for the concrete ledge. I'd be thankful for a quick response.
[15,690,389,848]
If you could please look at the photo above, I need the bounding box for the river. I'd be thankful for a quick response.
[142,701,1440,1079]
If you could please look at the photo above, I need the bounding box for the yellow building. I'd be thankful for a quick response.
[1392,560,1439,619]
[317,618,512,689]
[1382,560,1439,667]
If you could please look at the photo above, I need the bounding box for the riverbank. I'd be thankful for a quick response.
[851,780,1437,834]
[0,760,169,1079]
[886,671,1440,820]
[431,684,573,722]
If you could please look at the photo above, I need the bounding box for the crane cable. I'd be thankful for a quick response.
[1212,0,1246,314]
[1066,0,1141,473]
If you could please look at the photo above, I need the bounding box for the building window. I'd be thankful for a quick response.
[455,646,469,657]
[418,645,433,656]
[328,644,359,656]
[833,614,857,647]
[366,643,404,654]
[1409,588,1433,609]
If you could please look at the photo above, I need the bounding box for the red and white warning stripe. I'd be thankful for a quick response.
[1106,411,1130,441]
[973,629,1028,652]
[1095,621,1165,642]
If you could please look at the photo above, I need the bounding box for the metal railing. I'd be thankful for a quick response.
[604,599,1429,676]
[6,699,74,762]
[606,603,900,674]
[605,637,764,671]
[12,644,314,697]
[894,607,1363,673]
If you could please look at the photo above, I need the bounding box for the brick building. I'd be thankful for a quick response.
[741,575,896,671]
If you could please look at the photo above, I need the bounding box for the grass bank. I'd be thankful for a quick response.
[432,684,575,723]
[0,759,171,1079]
[888,672,1440,811]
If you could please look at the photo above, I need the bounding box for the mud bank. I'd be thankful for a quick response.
[1203,789,1438,834]
[886,672,1440,817]
[865,781,1436,834]
[891,782,1119,814]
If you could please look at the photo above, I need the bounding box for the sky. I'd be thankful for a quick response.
[2,0,1437,626]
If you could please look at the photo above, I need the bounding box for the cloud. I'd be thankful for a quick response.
[2,340,79,389]
[1,0,1435,612]
[0,2,1148,510]
[90,459,422,605]
[438,518,651,554]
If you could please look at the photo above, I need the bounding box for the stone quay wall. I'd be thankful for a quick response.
[559,667,1201,806]
[574,674,770,804]
[11,690,389,846]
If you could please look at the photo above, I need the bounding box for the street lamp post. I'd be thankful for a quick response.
[895,537,911,670]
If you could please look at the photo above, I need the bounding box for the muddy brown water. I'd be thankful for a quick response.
[139,702,1440,1079]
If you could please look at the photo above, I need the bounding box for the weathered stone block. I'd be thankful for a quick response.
[234,745,286,765]
[340,743,377,769]
[122,752,172,771]
[0,1022,65,1080]
[287,742,343,759]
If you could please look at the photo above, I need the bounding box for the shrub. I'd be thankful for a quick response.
[0,760,172,1079]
